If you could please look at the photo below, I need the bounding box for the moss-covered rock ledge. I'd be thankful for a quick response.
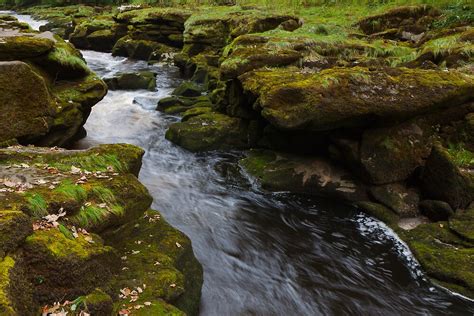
[0,15,107,147]
[0,144,202,315]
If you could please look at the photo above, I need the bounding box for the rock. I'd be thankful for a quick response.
[358,5,440,35]
[182,107,213,121]
[82,289,113,315]
[241,149,368,201]
[369,184,420,217]
[105,71,157,91]
[157,95,208,111]
[421,145,474,209]
[400,223,474,298]
[0,211,32,257]
[0,17,106,147]
[0,30,55,60]
[353,201,399,226]
[32,39,90,79]
[0,61,53,143]
[359,122,431,184]
[69,19,126,52]
[419,200,454,221]
[238,67,474,131]
[112,35,174,61]
[449,207,474,242]
[0,143,203,314]
[105,210,203,315]
[22,229,117,304]
[165,112,252,152]
[172,82,203,97]
[220,35,302,80]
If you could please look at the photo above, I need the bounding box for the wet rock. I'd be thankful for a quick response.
[369,184,420,217]
[241,149,368,201]
[354,201,399,226]
[172,81,203,97]
[156,95,210,113]
[165,112,253,152]
[105,71,157,91]
[419,200,454,222]
[0,29,55,59]
[421,145,474,209]
[400,223,474,298]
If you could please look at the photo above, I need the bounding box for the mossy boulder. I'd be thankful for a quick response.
[105,210,202,315]
[220,34,303,80]
[172,82,203,97]
[0,61,54,144]
[241,149,368,201]
[421,145,474,209]
[0,211,32,257]
[0,30,55,60]
[105,71,157,91]
[369,184,420,217]
[112,35,175,61]
[419,200,454,222]
[22,229,117,304]
[238,67,474,131]
[449,207,474,242]
[165,112,252,152]
[0,17,107,147]
[358,5,440,35]
[354,201,400,226]
[69,18,125,52]
[82,288,114,315]
[400,223,474,298]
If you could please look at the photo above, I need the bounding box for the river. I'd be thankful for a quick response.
[8,13,474,316]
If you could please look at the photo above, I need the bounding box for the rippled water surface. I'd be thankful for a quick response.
[12,14,474,316]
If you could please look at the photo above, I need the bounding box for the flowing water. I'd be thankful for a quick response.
[9,14,474,316]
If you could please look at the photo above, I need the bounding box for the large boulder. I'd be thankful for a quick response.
[0,61,54,143]
[238,67,474,131]
[421,145,474,209]
[165,112,254,152]
[0,16,107,147]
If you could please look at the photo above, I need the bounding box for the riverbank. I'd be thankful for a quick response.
[1,1,474,314]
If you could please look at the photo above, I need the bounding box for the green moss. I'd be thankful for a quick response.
[50,153,124,173]
[26,228,110,259]
[25,193,48,217]
[0,256,15,315]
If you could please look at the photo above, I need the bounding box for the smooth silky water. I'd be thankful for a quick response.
[11,14,474,316]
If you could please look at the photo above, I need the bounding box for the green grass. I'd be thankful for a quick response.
[54,180,87,201]
[447,143,474,167]
[26,193,48,217]
[51,153,124,173]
